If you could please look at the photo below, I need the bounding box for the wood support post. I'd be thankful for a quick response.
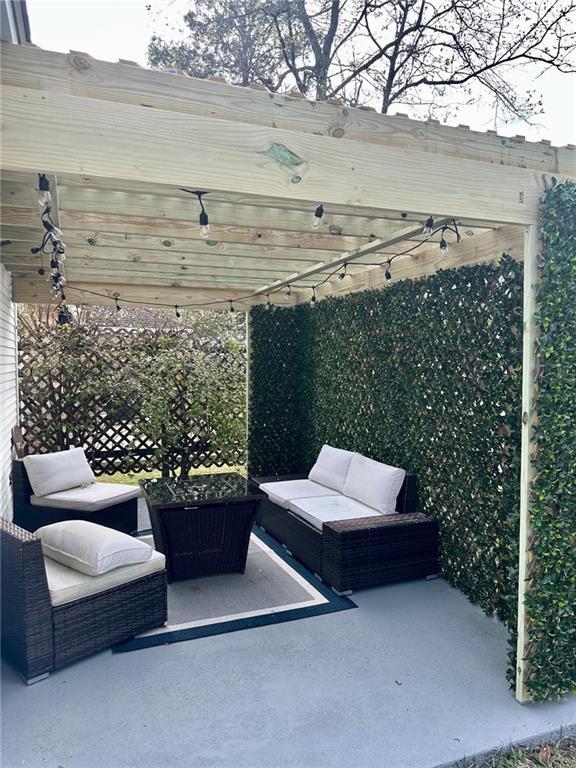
[516,223,540,703]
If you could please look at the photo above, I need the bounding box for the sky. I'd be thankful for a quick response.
[26,0,576,147]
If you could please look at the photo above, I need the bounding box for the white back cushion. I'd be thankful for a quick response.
[308,445,356,492]
[36,520,153,576]
[343,455,405,514]
[23,448,95,497]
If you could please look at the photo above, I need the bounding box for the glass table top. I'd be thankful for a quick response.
[140,472,262,508]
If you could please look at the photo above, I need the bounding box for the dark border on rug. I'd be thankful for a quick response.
[113,526,356,653]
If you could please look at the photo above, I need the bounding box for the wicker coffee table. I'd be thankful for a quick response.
[140,474,263,582]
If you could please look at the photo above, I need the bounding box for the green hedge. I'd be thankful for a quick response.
[524,180,576,700]
[249,258,523,625]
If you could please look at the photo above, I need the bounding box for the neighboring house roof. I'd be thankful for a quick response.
[1,1,31,44]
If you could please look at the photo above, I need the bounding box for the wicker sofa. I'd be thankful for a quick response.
[253,448,439,593]
[0,517,167,683]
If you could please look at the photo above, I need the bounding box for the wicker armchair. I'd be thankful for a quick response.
[11,460,138,535]
[0,517,167,683]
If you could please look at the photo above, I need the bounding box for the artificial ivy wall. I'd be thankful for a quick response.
[249,258,524,628]
[523,180,576,701]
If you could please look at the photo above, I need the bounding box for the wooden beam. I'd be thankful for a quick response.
[4,182,410,240]
[0,205,370,254]
[316,225,524,298]
[516,224,540,704]
[11,277,300,308]
[1,85,544,224]
[1,173,504,230]
[0,238,344,270]
[1,249,332,276]
[4,255,330,285]
[2,43,574,175]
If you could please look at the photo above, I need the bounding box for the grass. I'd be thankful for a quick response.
[96,465,246,486]
[472,740,576,768]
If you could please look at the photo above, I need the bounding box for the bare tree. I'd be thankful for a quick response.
[147,0,576,121]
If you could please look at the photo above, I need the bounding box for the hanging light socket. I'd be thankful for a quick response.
[181,189,211,238]
[384,260,392,280]
[423,216,434,235]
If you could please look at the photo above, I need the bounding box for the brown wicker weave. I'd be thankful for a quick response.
[253,474,439,592]
[11,460,138,535]
[143,486,262,582]
[0,517,167,683]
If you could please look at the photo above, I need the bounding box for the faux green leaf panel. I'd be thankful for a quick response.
[524,180,576,701]
[249,258,523,626]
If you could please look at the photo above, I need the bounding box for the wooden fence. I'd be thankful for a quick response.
[18,322,247,475]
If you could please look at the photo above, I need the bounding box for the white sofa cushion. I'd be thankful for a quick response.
[44,549,165,606]
[343,455,405,515]
[289,495,387,531]
[36,520,153,576]
[308,445,356,493]
[23,448,96,497]
[30,482,141,512]
[259,479,339,509]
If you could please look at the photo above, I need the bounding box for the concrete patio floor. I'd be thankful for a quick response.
[2,568,576,768]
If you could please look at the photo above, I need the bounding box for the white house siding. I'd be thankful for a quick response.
[0,264,18,519]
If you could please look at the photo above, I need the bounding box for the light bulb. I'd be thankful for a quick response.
[423,216,434,235]
[51,227,63,242]
[312,204,324,230]
[199,209,210,238]
[439,238,448,253]
[265,298,271,311]
[285,286,292,298]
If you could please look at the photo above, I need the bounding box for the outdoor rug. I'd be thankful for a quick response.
[113,527,356,653]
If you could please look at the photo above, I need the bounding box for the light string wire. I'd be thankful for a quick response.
[31,176,68,303]
[45,209,460,311]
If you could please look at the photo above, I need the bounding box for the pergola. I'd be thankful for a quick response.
[1,40,575,702]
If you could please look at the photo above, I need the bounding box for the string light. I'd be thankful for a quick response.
[31,176,67,299]
[423,216,434,235]
[175,305,181,319]
[439,231,449,253]
[338,262,347,280]
[312,204,324,230]
[181,189,211,238]
[38,174,51,206]
[113,293,121,312]
[53,215,462,314]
